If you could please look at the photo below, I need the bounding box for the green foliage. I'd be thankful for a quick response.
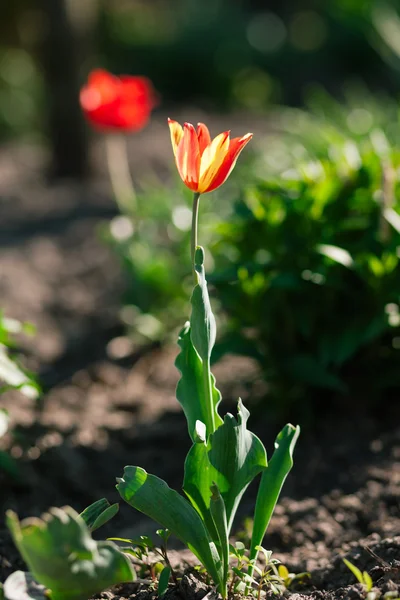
[79,498,119,532]
[343,558,382,600]
[117,246,299,597]
[102,182,228,343]
[183,401,267,534]
[249,425,300,562]
[343,558,373,592]
[175,324,222,443]
[228,544,309,597]
[116,466,224,590]
[157,566,171,598]
[106,92,400,411]
[210,91,400,405]
[6,506,134,600]
[107,530,176,585]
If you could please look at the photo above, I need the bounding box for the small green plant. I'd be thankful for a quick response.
[343,558,376,599]
[108,529,177,595]
[80,497,120,532]
[229,544,309,597]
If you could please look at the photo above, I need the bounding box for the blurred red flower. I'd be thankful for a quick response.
[80,69,157,132]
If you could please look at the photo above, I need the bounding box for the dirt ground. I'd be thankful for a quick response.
[0,127,399,600]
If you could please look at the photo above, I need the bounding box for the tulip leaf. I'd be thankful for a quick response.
[182,246,222,440]
[158,566,171,598]
[80,498,119,532]
[175,323,222,442]
[117,466,223,590]
[6,507,134,600]
[249,424,300,563]
[190,247,216,362]
[183,400,267,533]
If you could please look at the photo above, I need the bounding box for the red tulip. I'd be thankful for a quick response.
[168,119,252,194]
[80,69,157,132]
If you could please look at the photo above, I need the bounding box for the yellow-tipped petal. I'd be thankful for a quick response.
[198,131,230,193]
[206,133,253,193]
[168,118,184,157]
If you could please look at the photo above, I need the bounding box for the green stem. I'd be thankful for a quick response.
[191,192,201,281]
[203,360,216,436]
[105,134,137,213]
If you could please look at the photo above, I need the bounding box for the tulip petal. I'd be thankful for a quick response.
[205,133,253,193]
[120,76,158,109]
[176,123,201,191]
[80,70,156,132]
[87,70,119,104]
[168,119,184,158]
[197,123,212,155]
[198,132,230,193]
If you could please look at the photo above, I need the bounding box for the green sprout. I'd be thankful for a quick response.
[343,558,376,599]
[230,545,309,597]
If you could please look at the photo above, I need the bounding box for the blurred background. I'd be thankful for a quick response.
[4,0,400,168]
[0,0,400,536]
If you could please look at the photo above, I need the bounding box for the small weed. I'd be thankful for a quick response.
[344,558,376,599]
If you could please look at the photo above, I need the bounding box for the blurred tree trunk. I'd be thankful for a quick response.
[40,0,97,179]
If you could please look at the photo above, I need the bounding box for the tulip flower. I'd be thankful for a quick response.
[80,69,157,132]
[168,119,252,194]
[80,69,157,210]
[168,119,252,276]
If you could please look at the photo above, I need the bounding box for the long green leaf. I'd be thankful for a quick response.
[175,324,222,442]
[249,424,300,564]
[190,247,216,363]
[117,466,223,590]
[183,400,267,533]
[6,507,134,600]
[183,246,222,440]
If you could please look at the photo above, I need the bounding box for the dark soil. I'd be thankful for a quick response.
[0,128,399,600]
